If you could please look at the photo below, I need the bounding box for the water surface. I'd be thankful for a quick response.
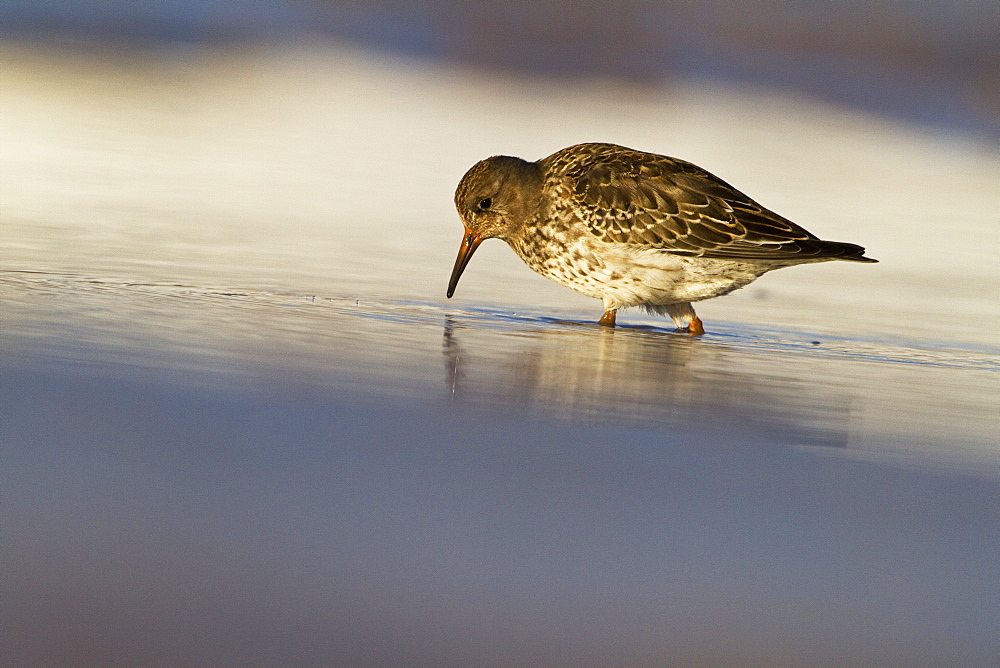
[2,43,999,665]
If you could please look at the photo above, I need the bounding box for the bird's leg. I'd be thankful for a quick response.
[598,309,617,327]
[665,302,705,336]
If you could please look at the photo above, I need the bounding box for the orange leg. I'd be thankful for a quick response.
[665,303,704,336]
[598,310,617,327]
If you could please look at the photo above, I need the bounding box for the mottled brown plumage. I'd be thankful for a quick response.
[447,143,877,334]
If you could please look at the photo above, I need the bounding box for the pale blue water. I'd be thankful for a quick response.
[2,41,999,664]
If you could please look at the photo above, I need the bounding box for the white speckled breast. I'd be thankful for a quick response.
[510,219,780,311]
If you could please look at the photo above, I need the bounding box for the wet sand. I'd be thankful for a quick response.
[3,43,999,664]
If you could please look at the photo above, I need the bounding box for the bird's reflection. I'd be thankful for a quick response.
[443,317,852,447]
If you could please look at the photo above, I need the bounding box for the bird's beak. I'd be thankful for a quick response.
[447,227,484,298]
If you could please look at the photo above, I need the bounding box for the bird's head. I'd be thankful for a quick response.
[447,155,543,298]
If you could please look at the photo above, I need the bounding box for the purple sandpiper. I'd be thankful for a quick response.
[447,142,877,335]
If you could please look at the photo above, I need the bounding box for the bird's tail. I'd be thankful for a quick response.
[832,241,878,263]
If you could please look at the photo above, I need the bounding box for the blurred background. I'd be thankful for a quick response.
[3,2,1000,665]
[4,0,998,135]
[0,0,1000,137]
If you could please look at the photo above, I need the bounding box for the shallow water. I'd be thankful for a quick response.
[3,43,999,664]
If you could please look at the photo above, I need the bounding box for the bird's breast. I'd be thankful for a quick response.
[509,221,671,305]
[509,221,776,309]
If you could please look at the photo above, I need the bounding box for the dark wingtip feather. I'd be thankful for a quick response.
[833,241,878,263]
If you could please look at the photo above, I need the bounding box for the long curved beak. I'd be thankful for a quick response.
[446,227,484,298]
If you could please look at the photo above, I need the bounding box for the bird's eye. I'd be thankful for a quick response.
[478,198,492,210]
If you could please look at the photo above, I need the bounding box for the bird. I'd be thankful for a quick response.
[446,142,877,335]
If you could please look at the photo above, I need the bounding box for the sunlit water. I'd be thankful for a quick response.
[3,43,999,664]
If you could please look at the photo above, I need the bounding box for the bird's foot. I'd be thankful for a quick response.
[677,315,705,337]
[598,310,617,327]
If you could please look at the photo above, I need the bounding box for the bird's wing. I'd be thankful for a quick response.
[561,145,863,261]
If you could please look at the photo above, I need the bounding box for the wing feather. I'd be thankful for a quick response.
[548,143,873,262]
